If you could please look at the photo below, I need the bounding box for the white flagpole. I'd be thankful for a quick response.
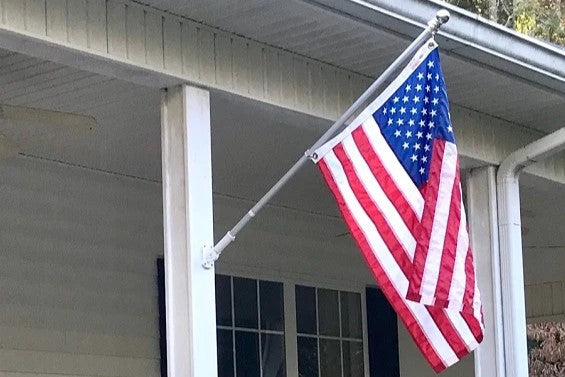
[203,9,451,268]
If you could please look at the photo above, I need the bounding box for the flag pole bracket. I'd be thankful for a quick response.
[203,231,236,269]
[203,9,451,268]
[202,244,216,269]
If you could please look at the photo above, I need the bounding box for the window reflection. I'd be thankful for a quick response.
[296,286,364,377]
[216,275,286,377]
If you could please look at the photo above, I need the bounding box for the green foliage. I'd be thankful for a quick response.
[514,0,565,45]
[442,0,565,45]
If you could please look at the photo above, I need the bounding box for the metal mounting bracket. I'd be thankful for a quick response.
[202,244,217,269]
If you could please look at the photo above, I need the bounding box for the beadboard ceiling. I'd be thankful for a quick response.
[136,0,565,135]
[0,48,563,264]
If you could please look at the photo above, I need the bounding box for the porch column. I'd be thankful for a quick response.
[161,85,217,377]
[466,166,505,377]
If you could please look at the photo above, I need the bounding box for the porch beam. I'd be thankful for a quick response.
[466,166,505,377]
[0,1,563,184]
[161,84,217,377]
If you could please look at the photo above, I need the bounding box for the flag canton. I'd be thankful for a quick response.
[372,49,454,188]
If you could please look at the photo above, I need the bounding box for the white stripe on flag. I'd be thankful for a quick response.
[446,310,479,351]
[448,198,469,307]
[419,141,458,302]
[323,150,458,367]
[362,116,424,219]
[341,134,417,258]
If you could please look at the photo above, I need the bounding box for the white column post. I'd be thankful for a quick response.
[466,166,505,377]
[161,85,217,377]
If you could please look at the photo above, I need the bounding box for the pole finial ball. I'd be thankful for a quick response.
[436,9,450,25]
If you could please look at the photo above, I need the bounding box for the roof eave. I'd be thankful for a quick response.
[306,0,565,94]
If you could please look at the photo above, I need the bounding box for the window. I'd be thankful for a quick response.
[295,285,364,377]
[215,275,286,377]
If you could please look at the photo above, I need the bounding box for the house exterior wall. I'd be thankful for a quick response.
[1,155,563,377]
[0,156,163,376]
[0,0,563,186]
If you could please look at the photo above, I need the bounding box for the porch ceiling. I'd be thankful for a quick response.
[138,0,565,135]
[0,46,562,285]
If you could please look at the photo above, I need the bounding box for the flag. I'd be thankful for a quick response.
[313,39,483,372]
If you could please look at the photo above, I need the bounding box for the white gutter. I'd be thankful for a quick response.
[307,0,565,93]
[497,127,565,377]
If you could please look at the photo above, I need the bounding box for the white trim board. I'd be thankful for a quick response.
[0,0,563,184]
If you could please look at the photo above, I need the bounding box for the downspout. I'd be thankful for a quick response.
[497,127,565,377]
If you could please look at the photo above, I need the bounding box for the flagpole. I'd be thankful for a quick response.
[203,9,451,268]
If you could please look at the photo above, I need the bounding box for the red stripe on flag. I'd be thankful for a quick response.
[317,158,446,372]
[464,247,477,313]
[333,143,411,272]
[407,139,446,303]
[328,145,473,366]
[433,164,462,306]
[352,127,419,231]
[462,312,484,344]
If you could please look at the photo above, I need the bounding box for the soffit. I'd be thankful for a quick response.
[137,0,565,134]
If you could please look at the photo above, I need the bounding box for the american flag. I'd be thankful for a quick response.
[313,40,483,372]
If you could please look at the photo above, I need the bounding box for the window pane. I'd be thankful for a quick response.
[215,275,232,326]
[261,334,286,377]
[296,285,317,334]
[340,291,362,339]
[318,289,340,336]
[217,329,234,377]
[320,339,341,377]
[260,280,284,331]
[235,331,260,377]
[342,341,364,377]
[297,336,319,377]
[234,277,258,328]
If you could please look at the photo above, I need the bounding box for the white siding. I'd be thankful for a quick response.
[525,281,565,320]
[0,156,162,377]
[0,155,562,377]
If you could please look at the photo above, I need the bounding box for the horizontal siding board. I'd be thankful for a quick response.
[0,349,159,377]
[0,303,158,338]
[45,0,67,42]
[279,51,295,109]
[86,0,107,52]
[248,42,264,99]
[24,0,46,35]
[552,282,563,315]
[525,281,565,319]
[0,326,158,358]
[294,57,310,113]
[180,20,197,78]
[197,26,215,82]
[264,48,280,102]
[107,0,126,57]
[125,3,145,62]
[144,10,163,67]
[0,279,157,317]
[310,63,324,115]
[0,257,157,298]
[163,17,181,73]
[67,0,89,47]
[0,157,162,375]
[215,33,233,89]
[2,0,25,29]
[323,66,338,120]
[231,36,249,95]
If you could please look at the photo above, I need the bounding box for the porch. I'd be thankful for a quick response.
[0,1,563,377]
